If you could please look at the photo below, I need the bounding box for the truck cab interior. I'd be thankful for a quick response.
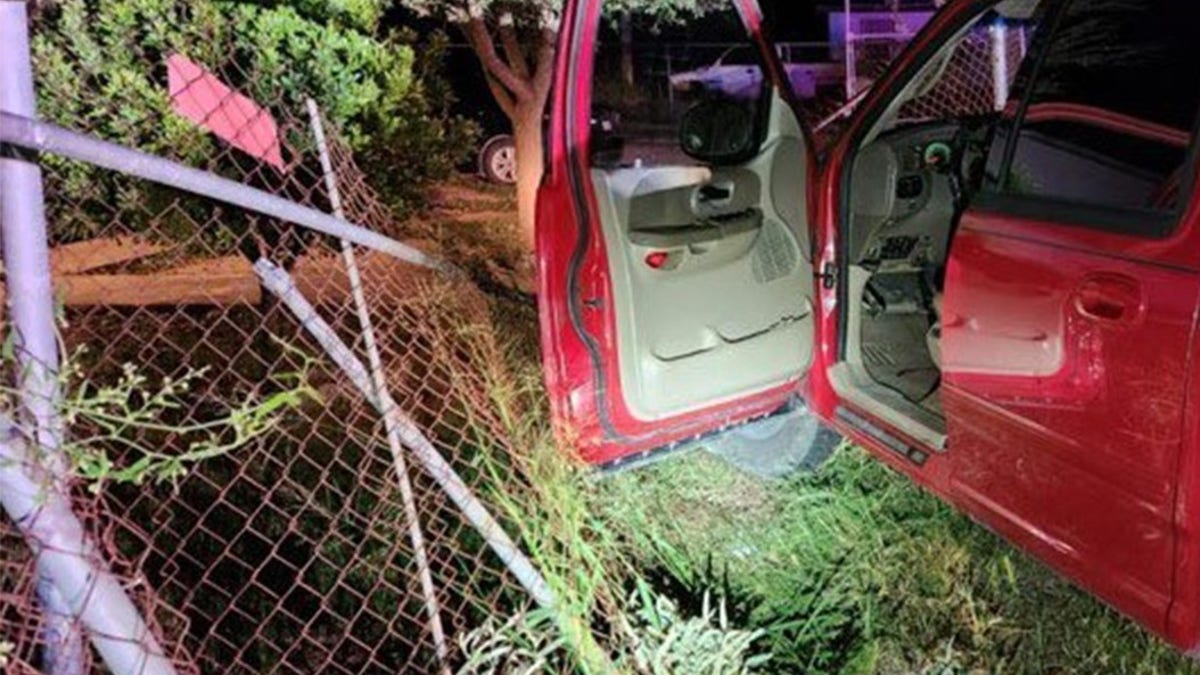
[833,0,1199,453]
[832,1,1042,449]
[574,0,1037,450]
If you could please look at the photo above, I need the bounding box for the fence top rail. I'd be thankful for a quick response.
[0,111,453,275]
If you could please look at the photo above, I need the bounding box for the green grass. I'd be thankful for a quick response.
[437,188,1199,673]
[598,446,1199,674]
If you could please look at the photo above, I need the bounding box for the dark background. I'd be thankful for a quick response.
[396,1,923,140]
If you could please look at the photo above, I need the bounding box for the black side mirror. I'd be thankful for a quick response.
[590,107,625,167]
[679,98,760,165]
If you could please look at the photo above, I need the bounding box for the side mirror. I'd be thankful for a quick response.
[590,107,625,167]
[679,99,760,165]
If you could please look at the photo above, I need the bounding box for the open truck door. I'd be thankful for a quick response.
[814,0,1200,651]
[539,0,1200,656]
[537,0,828,466]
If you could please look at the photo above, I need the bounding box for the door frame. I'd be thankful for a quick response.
[538,0,827,465]
[811,0,1001,479]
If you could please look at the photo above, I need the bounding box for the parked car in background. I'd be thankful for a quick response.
[449,47,622,183]
[669,45,843,100]
[474,111,623,184]
[476,133,517,185]
[541,0,1200,656]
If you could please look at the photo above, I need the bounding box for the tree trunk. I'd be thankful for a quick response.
[512,102,544,251]
[458,13,554,252]
[620,13,635,86]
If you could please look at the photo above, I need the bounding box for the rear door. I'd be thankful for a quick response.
[943,0,1200,634]
[539,0,820,465]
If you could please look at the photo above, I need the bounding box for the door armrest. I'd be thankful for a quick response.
[628,209,762,247]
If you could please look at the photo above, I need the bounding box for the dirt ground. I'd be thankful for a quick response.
[410,179,533,298]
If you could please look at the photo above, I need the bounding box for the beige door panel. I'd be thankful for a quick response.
[590,92,815,422]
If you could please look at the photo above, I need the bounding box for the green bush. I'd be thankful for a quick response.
[31,0,474,241]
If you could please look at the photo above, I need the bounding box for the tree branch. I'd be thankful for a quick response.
[484,73,517,119]
[531,28,557,108]
[498,13,531,81]
[462,15,534,102]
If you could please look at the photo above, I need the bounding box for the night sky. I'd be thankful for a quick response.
[621,1,826,43]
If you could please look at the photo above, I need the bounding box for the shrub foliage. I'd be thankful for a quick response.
[31,0,473,241]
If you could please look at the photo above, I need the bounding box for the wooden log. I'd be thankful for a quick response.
[290,249,440,305]
[48,236,168,275]
[54,255,261,306]
[0,255,259,307]
[0,246,440,309]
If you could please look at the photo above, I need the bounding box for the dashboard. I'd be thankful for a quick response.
[847,121,965,270]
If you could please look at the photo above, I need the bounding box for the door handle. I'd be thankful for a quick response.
[698,184,733,203]
[1072,273,1144,325]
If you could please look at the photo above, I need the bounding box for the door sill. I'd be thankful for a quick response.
[828,362,948,452]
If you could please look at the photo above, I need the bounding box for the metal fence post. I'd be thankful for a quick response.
[1,6,83,671]
[0,5,176,673]
[253,259,557,611]
[989,18,1010,111]
[843,0,857,100]
[305,98,451,672]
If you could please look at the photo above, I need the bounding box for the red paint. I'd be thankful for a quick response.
[539,0,1200,653]
[538,0,808,464]
[943,218,1200,632]
[167,54,283,169]
[1023,102,1192,149]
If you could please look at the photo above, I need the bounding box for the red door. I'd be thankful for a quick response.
[945,219,1200,631]
[943,0,1200,639]
[538,0,828,465]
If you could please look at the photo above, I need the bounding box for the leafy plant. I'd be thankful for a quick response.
[30,0,473,241]
[456,609,566,674]
[623,585,771,675]
[455,589,771,675]
[3,338,316,492]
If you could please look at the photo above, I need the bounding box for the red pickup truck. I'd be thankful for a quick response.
[536,0,1200,656]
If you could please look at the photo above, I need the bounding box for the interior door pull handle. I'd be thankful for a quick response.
[1072,274,1143,325]
[698,184,732,202]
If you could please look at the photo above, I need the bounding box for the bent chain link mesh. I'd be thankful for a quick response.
[0,30,540,675]
[0,10,1026,675]
[805,23,1028,145]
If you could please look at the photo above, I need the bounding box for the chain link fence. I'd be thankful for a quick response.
[0,4,1031,674]
[0,5,566,673]
[807,17,1029,143]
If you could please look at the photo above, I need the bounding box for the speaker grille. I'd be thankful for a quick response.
[752,219,799,283]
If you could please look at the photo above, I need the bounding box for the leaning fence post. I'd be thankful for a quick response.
[0,4,176,674]
[0,113,451,274]
[253,259,557,609]
[0,419,178,675]
[252,259,630,673]
[305,98,451,671]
